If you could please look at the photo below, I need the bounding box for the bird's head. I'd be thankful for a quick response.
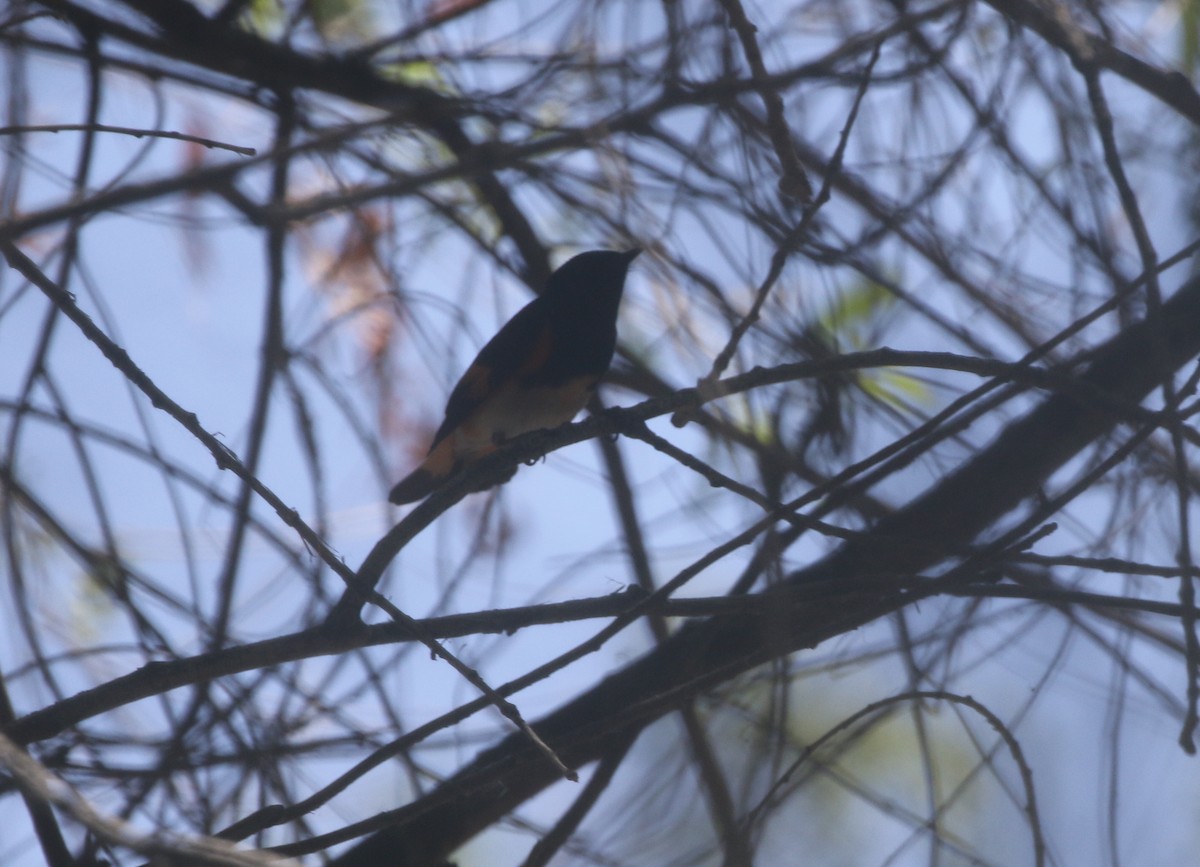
[543,249,641,300]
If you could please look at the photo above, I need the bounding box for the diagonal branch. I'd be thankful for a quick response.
[327,269,1200,865]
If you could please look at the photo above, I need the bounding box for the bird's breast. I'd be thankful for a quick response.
[449,375,598,458]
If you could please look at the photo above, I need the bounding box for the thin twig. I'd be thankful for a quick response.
[0,730,297,866]
[1082,57,1199,752]
[0,240,573,782]
[743,691,1045,867]
[717,0,813,202]
[0,123,257,155]
[676,40,881,418]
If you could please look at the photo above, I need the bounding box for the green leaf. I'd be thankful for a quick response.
[816,277,894,341]
[859,368,931,408]
[310,0,375,42]
[1184,0,1200,70]
[241,0,285,37]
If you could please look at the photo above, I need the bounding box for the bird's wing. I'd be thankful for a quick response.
[428,297,553,449]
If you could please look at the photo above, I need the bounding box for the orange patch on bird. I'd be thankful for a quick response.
[459,364,493,401]
[424,436,464,476]
[514,326,555,378]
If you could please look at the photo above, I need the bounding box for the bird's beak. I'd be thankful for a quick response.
[622,248,643,264]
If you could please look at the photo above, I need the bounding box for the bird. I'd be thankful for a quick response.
[388,248,641,504]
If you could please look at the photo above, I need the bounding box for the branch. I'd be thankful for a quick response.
[0,730,297,866]
[0,122,256,154]
[717,0,813,202]
[328,269,1200,865]
[985,0,1200,126]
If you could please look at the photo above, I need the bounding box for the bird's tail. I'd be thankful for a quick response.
[388,437,460,504]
